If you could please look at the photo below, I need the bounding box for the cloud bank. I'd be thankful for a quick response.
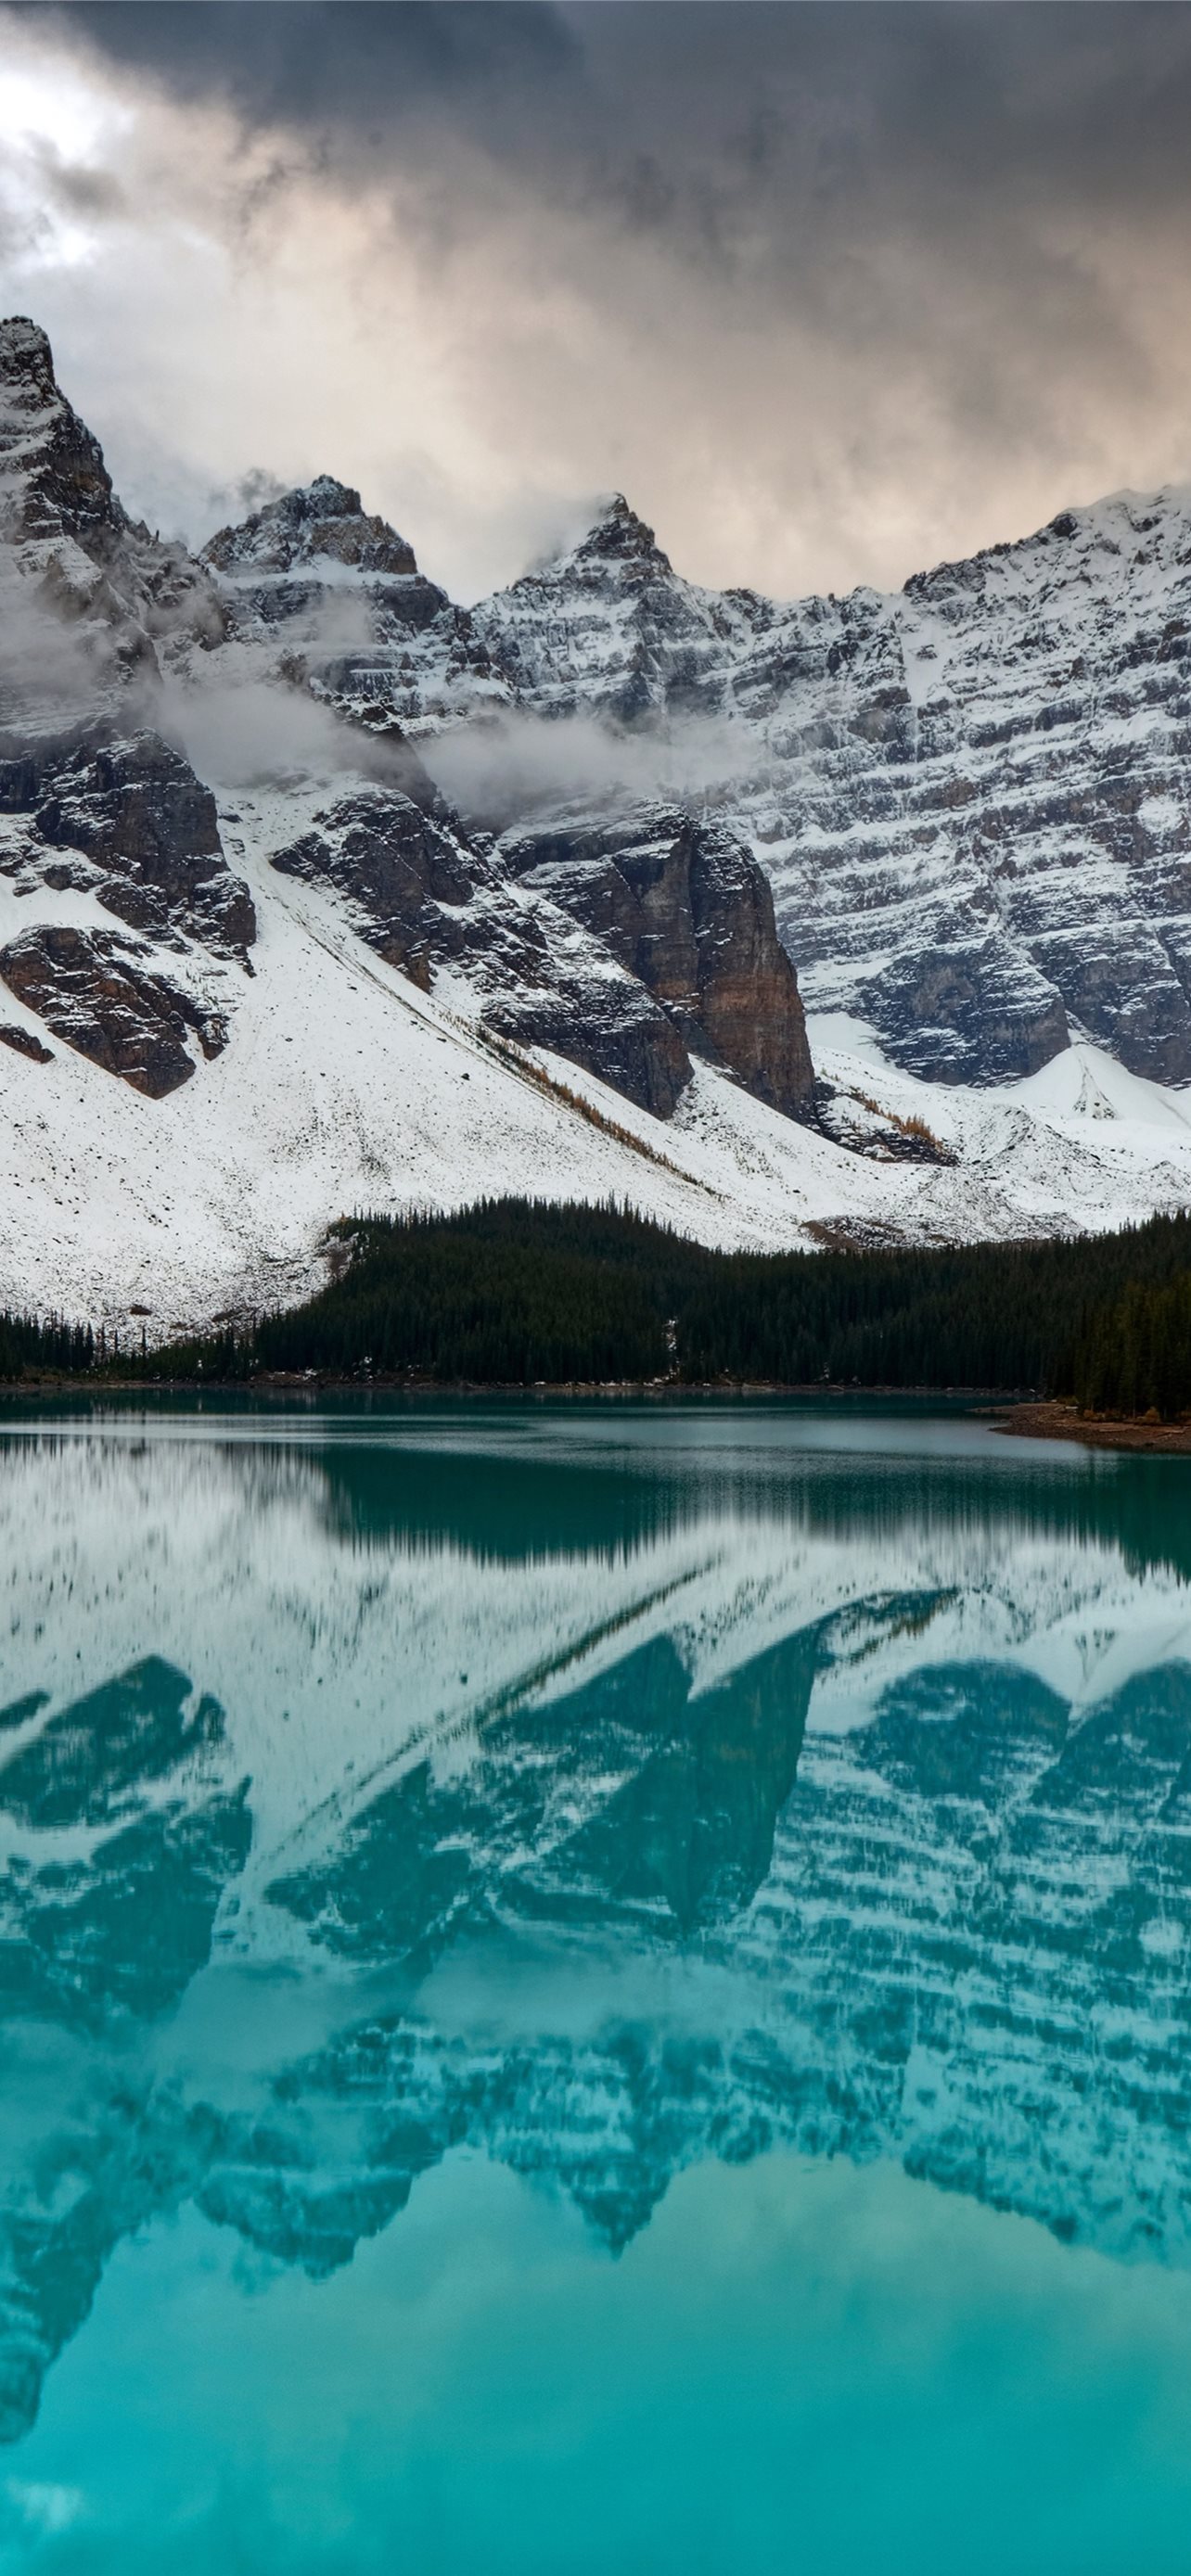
[4,5,1191,606]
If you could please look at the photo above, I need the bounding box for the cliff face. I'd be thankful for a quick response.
[12,309,1191,1307]
[0,313,122,560]
[19,306,1191,1147]
[266,770,696,1118]
[499,804,815,1118]
[248,472,1191,1094]
[0,321,256,1095]
[202,479,816,1121]
[0,726,254,951]
[465,491,1191,1087]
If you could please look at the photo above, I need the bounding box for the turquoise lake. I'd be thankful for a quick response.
[3,1396,1191,2570]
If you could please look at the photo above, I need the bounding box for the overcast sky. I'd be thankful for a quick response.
[4,2,1191,603]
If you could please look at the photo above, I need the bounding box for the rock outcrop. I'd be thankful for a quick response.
[267,772,698,1118]
[0,923,229,1095]
[0,724,255,953]
[0,1022,50,1063]
[499,803,815,1116]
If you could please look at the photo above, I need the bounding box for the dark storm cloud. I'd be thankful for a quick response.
[38,0,580,135]
[45,3,1191,236]
[12,2,1191,600]
[42,3,1191,450]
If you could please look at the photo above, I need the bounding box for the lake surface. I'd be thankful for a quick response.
[3,1394,1191,2571]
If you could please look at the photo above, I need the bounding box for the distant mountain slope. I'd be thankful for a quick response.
[198,445,1191,1096]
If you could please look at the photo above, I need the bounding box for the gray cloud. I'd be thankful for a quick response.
[428,706,752,828]
[8,5,1191,604]
[40,1,580,139]
[52,5,1191,235]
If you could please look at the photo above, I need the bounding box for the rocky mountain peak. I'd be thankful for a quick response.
[202,476,418,581]
[0,312,120,557]
[567,491,672,572]
[469,491,729,725]
[0,314,56,396]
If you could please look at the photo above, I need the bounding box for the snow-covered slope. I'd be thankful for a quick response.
[6,312,1191,1321]
[9,800,1191,1327]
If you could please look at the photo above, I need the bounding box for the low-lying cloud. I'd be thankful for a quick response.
[428,708,756,828]
[0,576,124,725]
[160,675,362,789]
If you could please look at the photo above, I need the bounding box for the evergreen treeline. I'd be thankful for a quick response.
[0,1311,96,1378]
[1070,1274,1191,1418]
[253,1205,674,1385]
[7,1198,1191,1407]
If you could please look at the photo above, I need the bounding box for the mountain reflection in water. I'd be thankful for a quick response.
[2,1397,1191,2457]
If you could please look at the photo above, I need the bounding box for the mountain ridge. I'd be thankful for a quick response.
[6,312,1191,1326]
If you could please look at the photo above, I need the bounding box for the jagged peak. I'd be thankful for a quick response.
[278,473,365,521]
[533,491,673,580]
[202,475,419,581]
[0,316,58,398]
[902,479,1191,609]
[0,312,122,558]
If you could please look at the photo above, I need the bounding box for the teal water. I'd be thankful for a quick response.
[3,1396,1191,2569]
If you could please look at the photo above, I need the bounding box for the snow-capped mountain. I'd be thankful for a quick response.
[6,313,1191,1321]
[2,1413,1191,2438]
[466,489,1191,1090]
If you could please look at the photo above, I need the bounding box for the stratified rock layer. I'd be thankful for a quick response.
[467,491,1191,1087]
[228,474,1191,1094]
[500,804,815,1116]
[17,307,1191,1168]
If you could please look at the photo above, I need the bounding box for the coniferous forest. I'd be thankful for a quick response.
[6,1199,1191,1409]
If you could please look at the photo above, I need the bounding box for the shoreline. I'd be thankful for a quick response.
[0,1372,1022,1402]
[4,1379,1190,1452]
[0,1381,1026,1401]
[992,1399,1191,1454]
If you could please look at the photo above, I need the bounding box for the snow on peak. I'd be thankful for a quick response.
[0,315,57,396]
[515,492,674,586]
[903,478,1191,618]
[12,308,1191,1326]
[0,310,123,565]
[202,477,419,581]
[567,491,672,570]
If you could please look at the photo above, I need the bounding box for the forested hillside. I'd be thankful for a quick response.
[6,1201,1191,1409]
